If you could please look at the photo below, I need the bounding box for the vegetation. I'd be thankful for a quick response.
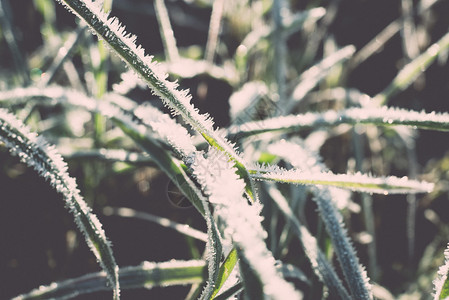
[1,0,449,299]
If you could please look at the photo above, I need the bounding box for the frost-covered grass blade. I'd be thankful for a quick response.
[250,166,434,194]
[227,106,449,140]
[13,260,206,300]
[0,108,120,299]
[268,140,373,299]
[191,148,302,299]
[55,0,257,200]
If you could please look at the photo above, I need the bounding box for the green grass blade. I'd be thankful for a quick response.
[13,260,206,300]
[113,118,206,214]
[0,108,120,299]
[211,247,238,299]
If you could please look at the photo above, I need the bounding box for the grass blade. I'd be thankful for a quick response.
[210,247,238,299]
[13,260,206,300]
[103,207,208,242]
[191,148,302,299]
[227,106,449,140]
[0,108,120,299]
[268,140,373,299]
[250,166,433,195]
[154,0,179,62]
[288,45,355,108]
[267,185,351,299]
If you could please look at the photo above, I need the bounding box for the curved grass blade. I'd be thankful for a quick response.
[0,85,225,290]
[13,260,206,300]
[227,106,449,140]
[0,109,120,299]
[374,31,449,105]
[250,166,434,194]
[55,0,257,200]
[103,207,208,242]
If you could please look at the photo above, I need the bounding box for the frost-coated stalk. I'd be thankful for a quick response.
[268,140,372,299]
[250,165,433,194]
[54,0,253,193]
[0,109,120,299]
[191,148,302,299]
[352,127,378,280]
[227,106,449,139]
[313,189,372,299]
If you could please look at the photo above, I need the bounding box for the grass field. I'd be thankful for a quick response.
[1,0,449,299]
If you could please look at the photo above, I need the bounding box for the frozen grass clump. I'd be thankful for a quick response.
[1,0,449,299]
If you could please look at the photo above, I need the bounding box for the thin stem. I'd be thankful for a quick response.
[154,0,180,62]
[0,0,31,85]
[205,0,225,64]
[271,0,287,107]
